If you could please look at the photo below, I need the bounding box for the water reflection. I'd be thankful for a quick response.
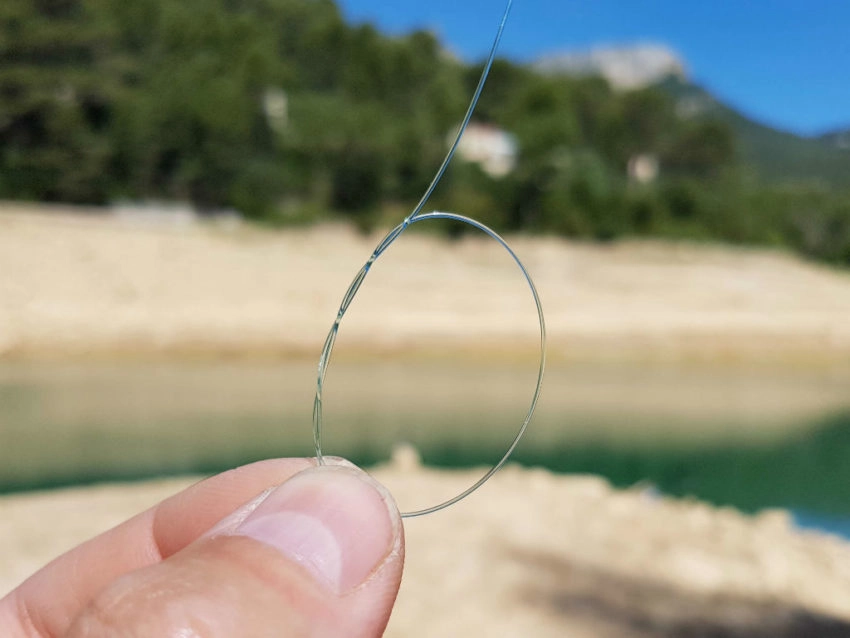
[1,360,849,520]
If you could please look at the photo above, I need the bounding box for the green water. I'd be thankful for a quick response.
[2,360,850,518]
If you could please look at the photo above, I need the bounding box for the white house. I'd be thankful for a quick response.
[454,123,518,178]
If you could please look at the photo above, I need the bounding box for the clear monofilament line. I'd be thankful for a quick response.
[406,0,513,224]
[312,0,546,518]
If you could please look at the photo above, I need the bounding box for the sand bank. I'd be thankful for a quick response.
[2,204,850,364]
[2,455,850,637]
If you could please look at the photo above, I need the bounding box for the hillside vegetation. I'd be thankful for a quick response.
[1,0,849,264]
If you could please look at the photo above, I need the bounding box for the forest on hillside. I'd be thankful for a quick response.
[2,0,849,264]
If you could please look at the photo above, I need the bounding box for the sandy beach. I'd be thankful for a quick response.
[3,452,850,636]
[2,203,850,364]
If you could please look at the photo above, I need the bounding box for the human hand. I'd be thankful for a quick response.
[0,459,405,637]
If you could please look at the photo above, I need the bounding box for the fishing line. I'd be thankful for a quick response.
[313,0,546,518]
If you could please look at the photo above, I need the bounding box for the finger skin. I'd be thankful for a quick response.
[65,514,404,637]
[0,457,314,637]
[19,465,405,638]
[67,537,331,638]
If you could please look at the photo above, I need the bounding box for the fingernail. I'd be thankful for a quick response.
[233,466,399,594]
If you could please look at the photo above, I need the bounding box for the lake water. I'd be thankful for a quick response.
[2,359,850,528]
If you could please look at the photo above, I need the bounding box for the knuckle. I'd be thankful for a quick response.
[67,581,137,636]
[67,573,199,637]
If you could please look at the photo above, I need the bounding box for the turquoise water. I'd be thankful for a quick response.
[431,410,850,521]
[2,360,850,529]
[793,511,850,540]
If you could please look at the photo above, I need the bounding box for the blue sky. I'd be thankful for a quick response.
[337,0,850,137]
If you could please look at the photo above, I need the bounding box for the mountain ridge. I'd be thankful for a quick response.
[535,43,687,90]
[657,75,850,187]
[819,129,850,150]
[534,44,849,188]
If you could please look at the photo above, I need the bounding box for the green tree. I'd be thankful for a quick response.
[108,0,281,214]
[0,0,114,202]
[663,119,737,178]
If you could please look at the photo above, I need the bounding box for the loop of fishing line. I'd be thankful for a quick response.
[312,0,546,518]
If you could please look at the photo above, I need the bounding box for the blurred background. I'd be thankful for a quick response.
[2,0,850,634]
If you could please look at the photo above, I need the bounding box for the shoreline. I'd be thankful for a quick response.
[4,332,850,369]
[2,204,850,366]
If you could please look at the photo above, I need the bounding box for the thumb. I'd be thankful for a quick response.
[66,465,405,638]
